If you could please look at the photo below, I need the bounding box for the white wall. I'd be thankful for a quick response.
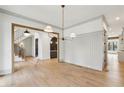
[119,35,124,51]
[0,22,5,74]
[118,32,124,62]
[0,15,12,74]
[64,18,103,37]
[22,37,33,56]
[33,32,50,60]
[39,32,50,60]
[0,12,61,75]
[64,18,105,71]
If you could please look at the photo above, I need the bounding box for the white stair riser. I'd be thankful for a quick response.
[14,55,25,62]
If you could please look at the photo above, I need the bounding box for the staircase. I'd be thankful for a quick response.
[14,29,31,62]
[14,43,25,62]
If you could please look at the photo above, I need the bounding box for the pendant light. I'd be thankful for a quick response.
[24,29,30,37]
[61,5,65,40]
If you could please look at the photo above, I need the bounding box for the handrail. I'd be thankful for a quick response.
[14,44,25,59]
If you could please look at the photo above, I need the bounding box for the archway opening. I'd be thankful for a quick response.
[50,37,58,59]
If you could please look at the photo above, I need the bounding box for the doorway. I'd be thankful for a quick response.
[12,23,60,72]
[107,36,119,71]
[35,38,39,57]
[108,38,119,54]
[50,37,58,59]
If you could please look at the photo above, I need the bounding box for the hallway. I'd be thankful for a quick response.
[0,54,124,87]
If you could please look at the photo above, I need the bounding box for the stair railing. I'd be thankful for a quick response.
[14,30,25,60]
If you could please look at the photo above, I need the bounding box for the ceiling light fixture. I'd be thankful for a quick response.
[44,25,55,38]
[61,5,65,40]
[115,17,120,21]
[44,26,53,32]
[24,29,30,37]
[44,26,54,38]
[70,33,76,39]
[61,5,76,40]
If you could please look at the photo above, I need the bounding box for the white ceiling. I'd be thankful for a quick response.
[0,5,124,36]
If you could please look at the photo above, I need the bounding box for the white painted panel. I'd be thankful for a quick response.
[22,37,33,56]
[64,31,104,71]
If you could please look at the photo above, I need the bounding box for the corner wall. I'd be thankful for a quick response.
[63,17,105,71]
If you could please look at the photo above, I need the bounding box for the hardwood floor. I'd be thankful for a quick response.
[0,54,124,87]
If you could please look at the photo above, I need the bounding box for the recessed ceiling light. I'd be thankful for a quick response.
[115,17,120,21]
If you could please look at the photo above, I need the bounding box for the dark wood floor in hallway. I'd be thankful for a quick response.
[0,54,124,87]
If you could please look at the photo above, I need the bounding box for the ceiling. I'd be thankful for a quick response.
[0,5,124,36]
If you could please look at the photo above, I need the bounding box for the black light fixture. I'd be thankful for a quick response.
[61,5,76,40]
[61,5,65,40]
[24,29,30,37]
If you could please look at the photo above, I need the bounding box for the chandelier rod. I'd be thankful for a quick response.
[61,5,65,40]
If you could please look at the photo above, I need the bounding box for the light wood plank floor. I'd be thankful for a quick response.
[0,54,124,87]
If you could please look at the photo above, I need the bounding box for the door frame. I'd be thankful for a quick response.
[11,23,60,73]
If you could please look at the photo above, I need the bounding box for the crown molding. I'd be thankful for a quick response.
[64,15,103,30]
[0,8,104,31]
[0,8,62,30]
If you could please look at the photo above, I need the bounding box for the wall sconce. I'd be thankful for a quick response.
[70,33,76,39]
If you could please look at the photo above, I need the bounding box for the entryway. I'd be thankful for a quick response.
[12,23,59,72]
